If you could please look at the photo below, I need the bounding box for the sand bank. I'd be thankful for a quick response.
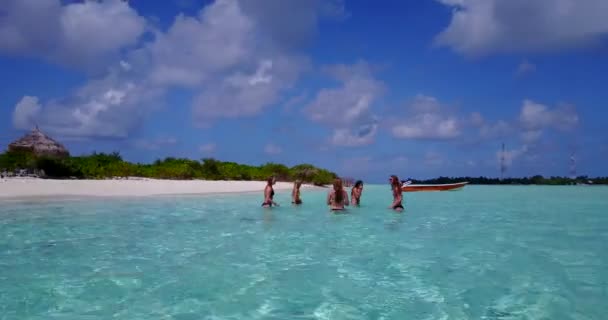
[0,178,322,199]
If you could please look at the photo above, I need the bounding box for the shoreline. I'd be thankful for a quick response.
[0,178,325,200]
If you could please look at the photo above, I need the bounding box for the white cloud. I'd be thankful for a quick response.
[391,94,461,140]
[515,99,579,147]
[119,60,132,71]
[238,0,348,50]
[470,112,485,127]
[330,123,377,147]
[479,120,512,140]
[468,100,578,145]
[469,111,513,140]
[192,55,306,124]
[12,96,41,129]
[516,60,536,76]
[0,0,146,70]
[134,136,178,150]
[7,0,336,138]
[264,143,282,155]
[20,70,165,138]
[305,61,384,128]
[304,60,384,146]
[146,0,255,87]
[393,116,459,139]
[386,96,579,153]
[435,0,608,56]
[249,60,274,85]
[520,130,542,144]
[497,145,528,167]
[519,99,579,131]
[199,143,216,153]
[151,0,308,125]
[281,92,309,113]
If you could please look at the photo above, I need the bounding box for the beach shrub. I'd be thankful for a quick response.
[35,157,82,178]
[260,162,291,181]
[0,151,36,171]
[4,149,608,185]
[201,158,222,180]
[0,151,339,183]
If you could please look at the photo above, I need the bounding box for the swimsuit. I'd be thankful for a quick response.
[262,188,275,206]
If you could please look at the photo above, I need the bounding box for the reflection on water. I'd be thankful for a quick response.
[385,213,405,231]
[263,210,275,229]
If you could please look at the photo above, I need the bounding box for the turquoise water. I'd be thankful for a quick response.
[1,185,607,319]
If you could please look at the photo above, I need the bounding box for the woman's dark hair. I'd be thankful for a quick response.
[333,178,343,203]
[354,180,363,188]
[267,176,274,185]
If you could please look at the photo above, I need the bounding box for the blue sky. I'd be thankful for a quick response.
[1,0,607,182]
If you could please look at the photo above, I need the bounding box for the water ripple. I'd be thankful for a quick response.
[1,186,607,319]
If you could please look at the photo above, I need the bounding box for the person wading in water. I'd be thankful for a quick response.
[262,176,279,208]
[389,175,404,212]
[351,180,364,207]
[327,178,349,211]
[291,180,303,205]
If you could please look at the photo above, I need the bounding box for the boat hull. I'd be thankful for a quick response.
[402,182,468,192]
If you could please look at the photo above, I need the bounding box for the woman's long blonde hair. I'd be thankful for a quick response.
[390,175,401,192]
[333,178,344,203]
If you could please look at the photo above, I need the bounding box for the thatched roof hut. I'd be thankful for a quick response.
[8,126,70,158]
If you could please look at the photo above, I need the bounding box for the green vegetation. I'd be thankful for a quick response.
[4,150,605,186]
[0,151,338,185]
[410,176,608,185]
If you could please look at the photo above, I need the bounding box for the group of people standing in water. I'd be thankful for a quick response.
[262,175,404,212]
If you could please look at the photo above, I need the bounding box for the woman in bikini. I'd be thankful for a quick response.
[327,178,349,211]
[351,180,364,207]
[262,176,279,207]
[291,180,303,205]
[389,175,404,212]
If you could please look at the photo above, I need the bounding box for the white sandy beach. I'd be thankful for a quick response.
[0,178,321,199]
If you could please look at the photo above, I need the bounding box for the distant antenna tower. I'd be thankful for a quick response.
[569,152,577,180]
[500,142,506,180]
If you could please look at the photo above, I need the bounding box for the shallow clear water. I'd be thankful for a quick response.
[1,185,607,319]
